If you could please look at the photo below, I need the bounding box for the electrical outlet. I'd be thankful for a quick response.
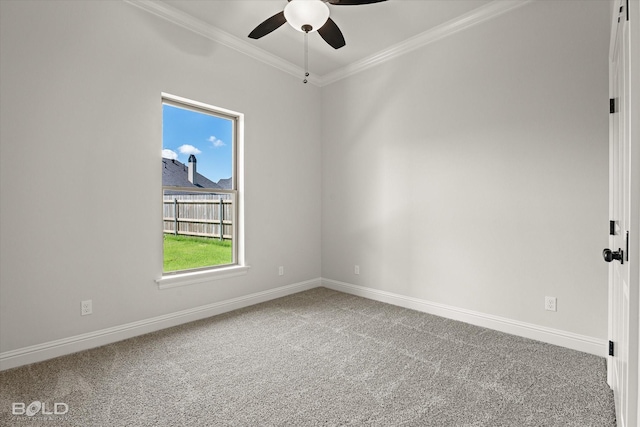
[355,265,360,275]
[278,266,284,276]
[81,300,92,316]
[545,296,557,312]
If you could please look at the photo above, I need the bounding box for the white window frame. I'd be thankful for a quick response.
[156,93,247,289]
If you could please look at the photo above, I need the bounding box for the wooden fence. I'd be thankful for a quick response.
[163,194,233,240]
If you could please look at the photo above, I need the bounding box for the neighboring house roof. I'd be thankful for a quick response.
[162,158,221,189]
[216,178,232,190]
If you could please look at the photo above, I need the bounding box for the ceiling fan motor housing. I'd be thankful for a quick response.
[284,0,330,33]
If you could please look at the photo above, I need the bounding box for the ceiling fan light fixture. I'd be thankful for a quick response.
[284,0,330,33]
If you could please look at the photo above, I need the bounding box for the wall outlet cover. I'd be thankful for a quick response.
[81,300,93,316]
[545,296,557,312]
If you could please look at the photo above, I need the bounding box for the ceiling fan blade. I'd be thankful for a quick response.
[248,11,287,39]
[318,18,346,49]
[327,0,387,5]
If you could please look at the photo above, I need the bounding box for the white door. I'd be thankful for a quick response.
[607,1,639,426]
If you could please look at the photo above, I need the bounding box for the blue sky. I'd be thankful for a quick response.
[162,103,233,183]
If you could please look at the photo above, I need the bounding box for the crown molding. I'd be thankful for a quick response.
[125,0,532,88]
[317,0,533,86]
[123,0,320,85]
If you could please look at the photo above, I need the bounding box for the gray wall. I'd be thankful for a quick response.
[0,0,611,357]
[321,0,610,339]
[0,0,321,352]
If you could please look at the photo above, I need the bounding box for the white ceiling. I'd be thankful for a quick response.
[130,0,521,84]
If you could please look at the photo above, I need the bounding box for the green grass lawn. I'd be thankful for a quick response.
[163,234,232,272]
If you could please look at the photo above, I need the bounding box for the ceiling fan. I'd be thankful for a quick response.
[248,0,388,50]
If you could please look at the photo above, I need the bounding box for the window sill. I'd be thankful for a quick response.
[156,265,250,290]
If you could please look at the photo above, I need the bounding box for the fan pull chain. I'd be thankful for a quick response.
[303,31,309,84]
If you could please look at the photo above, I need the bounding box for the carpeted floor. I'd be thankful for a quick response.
[0,287,615,426]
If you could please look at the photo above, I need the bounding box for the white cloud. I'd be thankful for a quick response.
[162,149,178,160]
[208,136,226,148]
[178,144,202,155]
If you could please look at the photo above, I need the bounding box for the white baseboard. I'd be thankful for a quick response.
[1,276,606,371]
[322,278,607,357]
[0,278,321,371]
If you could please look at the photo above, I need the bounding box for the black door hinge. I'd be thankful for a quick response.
[626,230,629,262]
[610,98,616,114]
[610,220,616,235]
[618,1,629,22]
[626,0,629,21]
[609,340,615,356]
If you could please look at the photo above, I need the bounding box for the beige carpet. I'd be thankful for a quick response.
[0,287,615,426]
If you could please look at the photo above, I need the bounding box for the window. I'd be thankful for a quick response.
[159,93,245,285]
